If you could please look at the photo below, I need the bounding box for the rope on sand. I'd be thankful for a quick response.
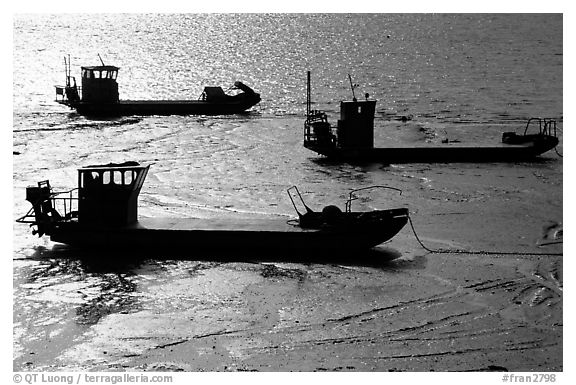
[407,215,563,257]
[554,146,563,158]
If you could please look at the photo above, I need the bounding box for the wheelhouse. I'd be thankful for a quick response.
[80,65,120,104]
[78,163,149,226]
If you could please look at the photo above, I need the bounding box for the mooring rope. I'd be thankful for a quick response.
[554,146,563,158]
[407,215,562,257]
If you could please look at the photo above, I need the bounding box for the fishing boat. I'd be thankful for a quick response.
[54,56,261,116]
[16,162,409,255]
[303,71,559,163]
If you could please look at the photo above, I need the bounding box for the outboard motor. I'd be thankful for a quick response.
[24,181,58,237]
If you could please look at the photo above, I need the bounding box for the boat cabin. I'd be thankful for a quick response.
[201,86,227,102]
[304,71,377,151]
[336,99,376,149]
[78,162,149,226]
[304,99,377,150]
[80,65,120,104]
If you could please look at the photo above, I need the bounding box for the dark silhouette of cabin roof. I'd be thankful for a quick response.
[82,65,120,71]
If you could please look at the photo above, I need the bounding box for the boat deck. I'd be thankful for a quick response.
[67,98,259,116]
[133,216,309,233]
[305,137,558,163]
[48,211,409,253]
[374,142,532,149]
[119,100,210,105]
[49,215,389,253]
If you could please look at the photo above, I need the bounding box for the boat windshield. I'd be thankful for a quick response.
[81,66,119,80]
[78,163,148,192]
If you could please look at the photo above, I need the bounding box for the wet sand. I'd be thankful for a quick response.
[13,166,562,372]
[12,13,563,373]
[12,116,562,372]
[13,251,562,372]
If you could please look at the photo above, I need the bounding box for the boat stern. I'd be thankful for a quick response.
[502,118,560,157]
[17,180,74,237]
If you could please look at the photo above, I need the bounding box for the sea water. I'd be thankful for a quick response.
[12,14,563,371]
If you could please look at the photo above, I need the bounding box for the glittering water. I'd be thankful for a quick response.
[12,13,564,217]
[14,14,563,118]
[13,14,563,371]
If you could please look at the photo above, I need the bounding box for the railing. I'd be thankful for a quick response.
[54,85,82,103]
[304,110,336,146]
[55,86,66,102]
[51,188,79,221]
[16,188,79,226]
[523,118,558,137]
[287,185,404,217]
[345,186,403,213]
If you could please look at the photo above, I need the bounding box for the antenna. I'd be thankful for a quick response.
[348,74,357,102]
[97,53,105,66]
[306,71,311,118]
[64,56,68,86]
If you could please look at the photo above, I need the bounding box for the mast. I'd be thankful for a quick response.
[64,56,69,87]
[348,74,357,102]
[306,71,311,118]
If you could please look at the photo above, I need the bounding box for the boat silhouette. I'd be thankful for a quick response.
[303,71,559,163]
[55,55,261,117]
[17,162,409,257]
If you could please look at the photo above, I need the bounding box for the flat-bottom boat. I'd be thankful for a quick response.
[62,81,261,117]
[303,71,559,163]
[17,162,409,255]
[305,133,560,163]
[55,58,260,117]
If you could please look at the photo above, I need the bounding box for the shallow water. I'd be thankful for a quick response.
[13,14,562,371]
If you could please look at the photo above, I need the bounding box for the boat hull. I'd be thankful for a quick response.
[304,136,559,163]
[47,210,409,255]
[61,98,260,116]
